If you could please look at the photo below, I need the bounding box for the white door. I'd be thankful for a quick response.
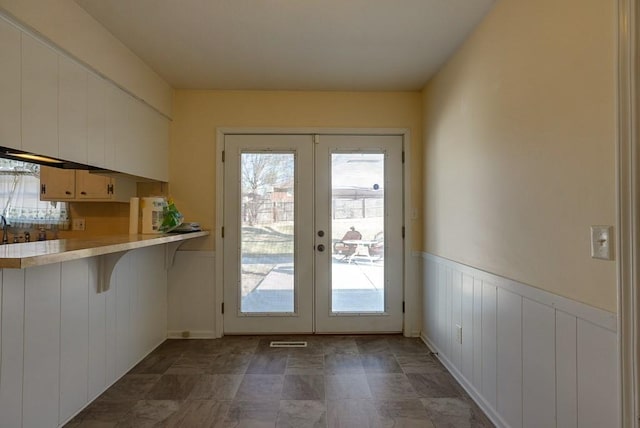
[223,134,403,334]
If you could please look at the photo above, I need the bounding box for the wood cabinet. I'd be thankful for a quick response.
[39,166,75,199]
[40,166,136,202]
[0,17,21,151]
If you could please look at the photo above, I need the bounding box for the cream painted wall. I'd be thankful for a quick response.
[422,0,617,311]
[171,90,423,251]
[0,0,172,116]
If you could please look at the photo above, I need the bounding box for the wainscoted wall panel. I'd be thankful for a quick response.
[0,269,25,428]
[555,310,578,428]
[167,251,216,338]
[0,246,168,428]
[522,299,556,428]
[420,253,619,428]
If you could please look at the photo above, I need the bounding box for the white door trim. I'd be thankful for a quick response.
[616,0,639,425]
[215,127,414,337]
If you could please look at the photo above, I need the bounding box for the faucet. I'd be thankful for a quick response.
[0,216,8,245]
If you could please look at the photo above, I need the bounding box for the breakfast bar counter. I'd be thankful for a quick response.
[0,231,209,269]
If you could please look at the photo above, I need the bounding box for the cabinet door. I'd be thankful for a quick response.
[105,86,129,171]
[88,74,107,168]
[0,18,21,150]
[76,170,111,199]
[40,166,75,200]
[22,33,58,157]
[59,57,88,164]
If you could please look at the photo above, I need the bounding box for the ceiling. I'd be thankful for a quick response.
[74,0,495,91]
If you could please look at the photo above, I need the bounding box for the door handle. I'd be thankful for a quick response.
[317,244,325,252]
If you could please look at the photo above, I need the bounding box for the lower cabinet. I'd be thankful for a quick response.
[0,246,167,427]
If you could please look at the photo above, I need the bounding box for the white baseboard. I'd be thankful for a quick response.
[167,330,216,339]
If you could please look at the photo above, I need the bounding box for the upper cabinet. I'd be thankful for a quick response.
[2,15,169,182]
[0,18,21,151]
[87,74,107,168]
[21,33,58,158]
[59,57,88,164]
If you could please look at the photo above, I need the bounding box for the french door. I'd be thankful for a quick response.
[222,133,403,334]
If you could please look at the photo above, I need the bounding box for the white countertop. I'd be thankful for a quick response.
[0,231,209,269]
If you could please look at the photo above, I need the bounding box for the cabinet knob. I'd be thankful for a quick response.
[65,191,71,195]
[80,191,86,195]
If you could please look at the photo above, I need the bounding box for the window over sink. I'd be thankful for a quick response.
[0,159,69,230]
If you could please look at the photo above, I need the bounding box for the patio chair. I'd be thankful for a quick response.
[333,226,362,259]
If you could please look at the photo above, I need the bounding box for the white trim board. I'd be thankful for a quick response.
[616,0,639,425]
[421,252,616,332]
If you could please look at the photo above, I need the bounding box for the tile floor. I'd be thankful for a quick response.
[66,335,494,427]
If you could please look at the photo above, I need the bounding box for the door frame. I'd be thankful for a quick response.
[617,0,639,425]
[214,127,415,337]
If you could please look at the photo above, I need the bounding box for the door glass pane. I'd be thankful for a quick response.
[240,152,295,313]
[331,153,385,312]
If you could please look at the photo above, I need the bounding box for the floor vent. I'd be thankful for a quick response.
[270,341,308,348]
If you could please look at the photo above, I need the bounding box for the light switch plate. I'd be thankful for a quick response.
[591,225,613,260]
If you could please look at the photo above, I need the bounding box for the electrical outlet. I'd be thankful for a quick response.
[456,324,463,344]
[72,218,85,231]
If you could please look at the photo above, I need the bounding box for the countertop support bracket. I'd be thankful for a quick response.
[98,251,128,293]
[165,241,189,269]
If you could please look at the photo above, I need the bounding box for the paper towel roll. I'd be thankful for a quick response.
[129,197,139,234]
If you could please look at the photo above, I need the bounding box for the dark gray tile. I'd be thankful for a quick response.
[74,399,137,424]
[374,399,433,426]
[366,373,419,400]
[145,374,199,400]
[325,375,372,400]
[286,355,324,374]
[355,336,390,354]
[100,375,160,401]
[421,397,494,428]
[130,352,181,375]
[115,400,182,427]
[277,400,326,428]
[189,375,243,400]
[165,355,213,375]
[322,337,359,355]
[326,399,379,427]
[161,400,230,427]
[361,353,402,374]
[186,337,259,356]
[207,353,252,374]
[324,353,364,374]
[224,400,280,426]
[282,375,325,400]
[387,337,430,355]
[396,354,446,374]
[235,375,284,401]
[406,372,462,398]
[246,353,288,374]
